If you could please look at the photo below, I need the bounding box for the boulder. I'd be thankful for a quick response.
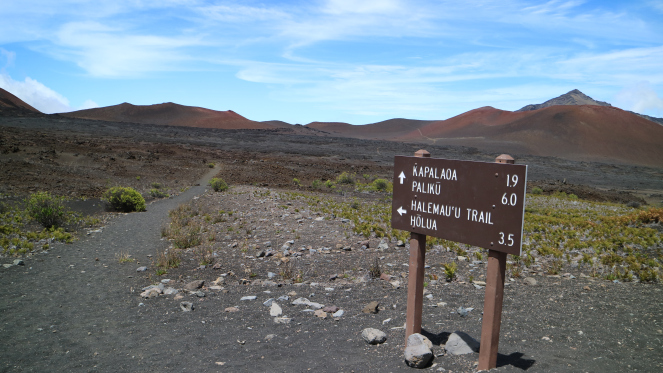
[404,333,433,368]
[362,328,387,345]
[444,331,479,355]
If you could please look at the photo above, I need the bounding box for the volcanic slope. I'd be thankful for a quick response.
[63,102,271,130]
[0,87,41,114]
[306,118,434,140]
[398,104,663,167]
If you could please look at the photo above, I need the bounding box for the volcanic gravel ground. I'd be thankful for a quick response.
[1,115,663,372]
[1,181,662,372]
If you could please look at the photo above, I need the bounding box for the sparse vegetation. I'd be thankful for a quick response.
[369,256,382,279]
[103,187,146,212]
[209,178,228,192]
[531,187,543,195]
[25,191,68,228]
[116,251,134,263]
[150,188,169,198]
[335,171,355,185]
[443,262,458,281]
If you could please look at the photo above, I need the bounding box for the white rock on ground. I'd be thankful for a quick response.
[270,302,283,317]
[404,333,434,368]
[361,328,387,345]
[444,331,480,355]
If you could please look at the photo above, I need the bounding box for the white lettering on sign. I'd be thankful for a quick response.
[410,215,438,230]
[412,166,457,181]
[411,200,461,218]
[465,208,494,225]
[411,181,441,195]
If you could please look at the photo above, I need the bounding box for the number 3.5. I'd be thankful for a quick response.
[498,232,514,246]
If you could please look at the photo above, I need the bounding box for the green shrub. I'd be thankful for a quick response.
[207,162,216,168]
[209,178,228,192]
[531,187,543,195]
[103,187,146,212]
[150,189,169,198]
[336,172,355,185]
[26,192,68,228]
[372,178,389,191]
[311,179,322,188]
[292,178,301,186]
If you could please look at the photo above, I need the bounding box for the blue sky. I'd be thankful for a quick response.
[1,0,662,124]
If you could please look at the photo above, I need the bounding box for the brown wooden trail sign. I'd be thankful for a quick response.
[392,150,527,370]
[391,153,527,255]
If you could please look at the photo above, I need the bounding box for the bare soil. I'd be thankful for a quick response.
[1,115,662,372]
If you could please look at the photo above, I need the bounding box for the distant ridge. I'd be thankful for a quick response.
[517,89,611,111]
[63,102,271,130]
[0,87,41,114]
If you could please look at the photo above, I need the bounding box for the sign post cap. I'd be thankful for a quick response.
[414,149,431,158]
[495,154,515,164]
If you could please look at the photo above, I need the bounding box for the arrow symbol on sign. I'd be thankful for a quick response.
[398,171,406,184]
[397,206,407,216]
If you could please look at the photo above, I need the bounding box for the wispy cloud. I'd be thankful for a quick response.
[615,81,663,116]
[0,73,80,113]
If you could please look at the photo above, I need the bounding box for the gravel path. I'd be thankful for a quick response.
[0,167,223,372]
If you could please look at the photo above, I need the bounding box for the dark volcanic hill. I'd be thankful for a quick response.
[63,102,271,130]
[517,89,612,111]
[306,118,434,140]
[0,87,41,114]
[398,104,663,167]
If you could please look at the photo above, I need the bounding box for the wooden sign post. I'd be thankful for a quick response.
[392,151,526,369]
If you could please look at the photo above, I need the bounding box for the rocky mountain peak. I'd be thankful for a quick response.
[517,89,611,112]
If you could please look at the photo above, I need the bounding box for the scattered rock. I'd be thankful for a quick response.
[323,305,339,313]
[240,295,257,301]
[265,334,276,341]
[389,280,401,289]
[263,298,275,307]
[163,287,178,295]
[380,273,392,281]
[523,277,537,286]
[274,316,292,324]
[193,290,205,297]
[225,306,239,313]
[183,280,205,291]
[13,259,24,266]
[445,331,480,355]
[180,302,194,312]
[140,288,161,298]
[136,266,147,272]
[212,277,225,286]
[270,302,283,317]
[314,309,327,319]
[457,306,474,317]
[332,310,344,318]
[377,241,389,250]
[396,240,405,247]
[362,328,387,345]
[362,301,380,314]
[404,333,434,368]
[583,286,591,291]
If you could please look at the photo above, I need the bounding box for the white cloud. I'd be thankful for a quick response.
[0,72,98,113]
[0,73,70,113]
[50,21,203,77]
[615,82,663,116]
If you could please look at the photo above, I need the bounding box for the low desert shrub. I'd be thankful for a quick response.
[150,189,169,198]
[336,172,355,185]
[443,262,457,281]
[209,178,228,192]
[102,187,146,212]
[531,187,543,195]
[26,192,68,228]
[372,179,388,191]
